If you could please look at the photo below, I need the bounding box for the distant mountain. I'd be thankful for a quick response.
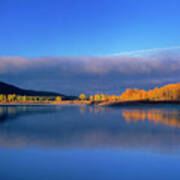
[0,81,74,100]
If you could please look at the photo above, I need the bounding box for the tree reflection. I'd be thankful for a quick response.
[122,109,180,127]
[0,105,62,123]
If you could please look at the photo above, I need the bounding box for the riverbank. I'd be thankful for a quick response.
[0,100,92,105]
[97,100,180,106]
[1,100,180,106]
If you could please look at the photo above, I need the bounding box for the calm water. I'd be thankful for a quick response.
[0,104,180,180]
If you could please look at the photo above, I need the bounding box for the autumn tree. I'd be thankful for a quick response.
[94,94,101,101]
[0,94,6,102]
[89,95,94,101]
[79,94,86,100]
[8,94,16,102]
[56,96,62,102]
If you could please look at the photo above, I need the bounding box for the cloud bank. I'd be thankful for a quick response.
[0,51,180,95]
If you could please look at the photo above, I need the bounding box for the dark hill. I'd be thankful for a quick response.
[0,81,74,100]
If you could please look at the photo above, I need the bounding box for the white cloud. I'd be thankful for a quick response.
[113,46,180,57]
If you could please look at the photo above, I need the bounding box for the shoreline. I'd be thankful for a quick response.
[97,100,180,106]
[0,100,92,106]
[0,100,180,106]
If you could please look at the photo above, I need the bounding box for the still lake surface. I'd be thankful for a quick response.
[0,104,180,180]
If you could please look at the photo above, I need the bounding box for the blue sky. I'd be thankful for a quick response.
[1,0,180,94]
[1,0,180,57]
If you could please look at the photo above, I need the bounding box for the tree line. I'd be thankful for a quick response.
[0,94,62,103]
[79,83,180,101]
[1,83,180,103]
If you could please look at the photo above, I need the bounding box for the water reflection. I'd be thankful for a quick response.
[122,109,180,127]
[80,105,107,114]
[0,105,180,153]
[0,105,65,122]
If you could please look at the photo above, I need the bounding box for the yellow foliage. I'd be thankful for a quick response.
[88,83,180,102]
[79,94,86,100]
[56,96,62,101]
